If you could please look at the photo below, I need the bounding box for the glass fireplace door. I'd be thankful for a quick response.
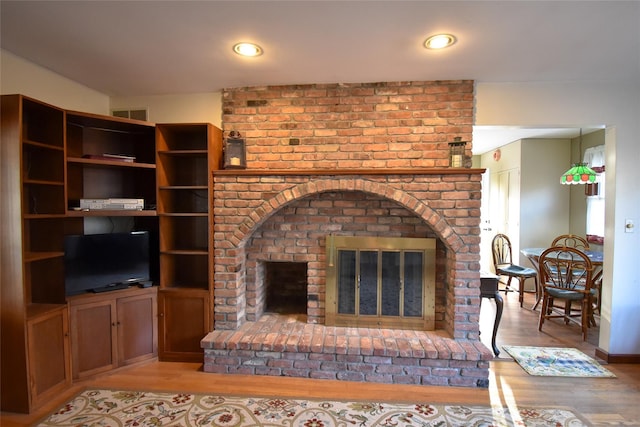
[327,236,435,330]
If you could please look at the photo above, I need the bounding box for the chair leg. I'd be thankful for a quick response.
[538,294,548,331]
[588,295,597,327]
[501,276,514,293]
[564,301,572,324]
[581,299,589,341]
[518,276,525,307]
[531,276,541,311]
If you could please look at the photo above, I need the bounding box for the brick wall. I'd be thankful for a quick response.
[222,80,474,169]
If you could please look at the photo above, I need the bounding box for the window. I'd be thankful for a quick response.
[584,145,605,244]
[326,236,435,330]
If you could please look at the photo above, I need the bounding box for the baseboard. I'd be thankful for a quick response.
[595,347,640,363]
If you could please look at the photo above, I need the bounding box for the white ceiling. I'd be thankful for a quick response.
[1,1,637,153]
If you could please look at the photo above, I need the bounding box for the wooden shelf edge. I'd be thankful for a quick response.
[23,213,67,219]
[160,249,209,255]
[23,178,64,186]
[158,212,208,217]
[67,157,156,169]
[24,251,64,262]
[158,185,208,190]
[23,139,64,151]
[66,209,157,217]
[157,150,208,155]
[26,303,67,319]
[158,287,210,294]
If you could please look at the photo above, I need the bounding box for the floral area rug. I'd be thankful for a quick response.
[503,345,616,378]
[36,388,590,426]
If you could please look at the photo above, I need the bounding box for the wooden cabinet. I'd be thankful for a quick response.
[69,298,116,378]
[155,123,222,361]
[1,95,70,413]
[1,94,220,412]
[158,289,211,360]
[69,287,157,379]
[1,94,160,413]
[26,306,72,410]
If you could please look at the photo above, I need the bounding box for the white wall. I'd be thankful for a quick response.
[519,138,572,257]
[110,93,222,126]
[476,81,640,355]
[0,50,109,114]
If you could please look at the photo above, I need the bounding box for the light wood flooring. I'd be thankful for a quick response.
[3,291,639,426]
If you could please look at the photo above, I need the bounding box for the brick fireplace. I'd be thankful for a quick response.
[201,81,492,387]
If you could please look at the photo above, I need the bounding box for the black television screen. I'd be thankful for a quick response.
[64,231,151,295]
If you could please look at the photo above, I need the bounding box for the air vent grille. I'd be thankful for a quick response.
[111,108,148,121]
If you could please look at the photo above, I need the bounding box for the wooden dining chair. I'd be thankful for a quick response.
[538,246,596,341]
[551,234,598,325]
[551,234,590,250]
[491,233,538,308]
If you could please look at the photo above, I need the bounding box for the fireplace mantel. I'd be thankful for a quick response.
[213,168,486,177]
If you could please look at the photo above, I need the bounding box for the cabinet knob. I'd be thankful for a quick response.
[111,322,116,327]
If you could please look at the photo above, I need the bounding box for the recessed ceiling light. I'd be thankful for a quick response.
[233,42,263,57]
[424,34,456,50]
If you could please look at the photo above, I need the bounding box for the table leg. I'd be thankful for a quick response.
[491,291,503,357]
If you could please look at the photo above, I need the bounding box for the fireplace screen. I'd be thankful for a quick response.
[326,236,435,330]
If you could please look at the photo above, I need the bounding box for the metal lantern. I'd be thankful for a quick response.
[224,132,246,169]
[449,137,466,168]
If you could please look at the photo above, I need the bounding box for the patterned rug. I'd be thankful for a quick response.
[503,345,616,378]
[36,388,590,426]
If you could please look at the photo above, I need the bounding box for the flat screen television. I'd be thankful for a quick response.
[64,231,151,295]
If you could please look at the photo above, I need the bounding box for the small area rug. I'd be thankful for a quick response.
[503,345,616,378]
[36,388,590,426]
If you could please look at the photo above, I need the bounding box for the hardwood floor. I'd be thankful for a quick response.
[3,291,639,426]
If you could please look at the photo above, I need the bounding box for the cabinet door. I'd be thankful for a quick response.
[70,299,117,379]
[117,290,157,366]
[26,307,71,409]
[158,290,211,362]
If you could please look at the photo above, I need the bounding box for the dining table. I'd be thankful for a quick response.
[520,247,603,313]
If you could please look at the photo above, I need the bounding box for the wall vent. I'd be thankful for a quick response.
[111,108,148,121]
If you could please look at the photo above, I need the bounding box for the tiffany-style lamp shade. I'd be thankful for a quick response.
[560,162,598,185]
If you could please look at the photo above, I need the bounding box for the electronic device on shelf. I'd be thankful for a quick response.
[64,231,152,296]
[78,198,144,211]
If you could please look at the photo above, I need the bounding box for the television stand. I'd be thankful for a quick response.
[91,282,130,293]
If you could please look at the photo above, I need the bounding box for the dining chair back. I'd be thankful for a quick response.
[538,246,596,340]
[491,233,538,308]
[551,234,590,250]
[550,234,598,322]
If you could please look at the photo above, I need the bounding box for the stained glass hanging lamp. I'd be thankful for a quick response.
[560,129,598,185]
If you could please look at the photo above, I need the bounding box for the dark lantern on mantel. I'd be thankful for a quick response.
[224,131,246,169]
[448,136,467,168]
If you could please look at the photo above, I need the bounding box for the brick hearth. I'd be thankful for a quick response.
[202,313,491,387]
